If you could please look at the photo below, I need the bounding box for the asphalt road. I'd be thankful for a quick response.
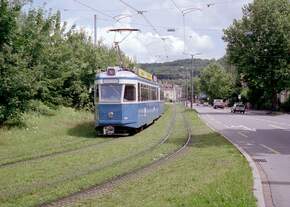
[194,105,290,207]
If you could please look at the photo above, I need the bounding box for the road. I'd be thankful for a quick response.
[194,105,290,207]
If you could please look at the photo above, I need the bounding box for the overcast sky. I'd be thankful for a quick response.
[28,0,252,63]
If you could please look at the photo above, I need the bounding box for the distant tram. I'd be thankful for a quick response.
[94,66,164,135]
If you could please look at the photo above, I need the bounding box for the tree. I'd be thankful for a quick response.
[200,63,234,102]
[0,0,35,124]
[223,0,290,110]
[186,77,201,101]
[0,1,133,124]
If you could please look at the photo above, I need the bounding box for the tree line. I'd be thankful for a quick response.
[0,0,132,124]
[223,0,290,110]
[191,0,290,110]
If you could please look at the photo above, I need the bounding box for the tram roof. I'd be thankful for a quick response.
[96,66,159,86]
[97,67,138,79]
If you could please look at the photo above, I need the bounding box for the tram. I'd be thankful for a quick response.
[94,66,164,135]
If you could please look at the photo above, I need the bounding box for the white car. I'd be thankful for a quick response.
[231,103,246,113]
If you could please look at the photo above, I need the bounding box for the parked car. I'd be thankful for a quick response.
[213,99,225,109]
[231,103,246,113]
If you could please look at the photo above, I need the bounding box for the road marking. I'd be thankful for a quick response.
[225,125,256,132]
[268,124,287,130]
[238,131,249,138]
[260,144,280,154]
[198,111,266,207]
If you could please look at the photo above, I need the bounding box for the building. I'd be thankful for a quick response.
[161,83,182,102]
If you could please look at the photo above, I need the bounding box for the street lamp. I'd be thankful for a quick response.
[181,7,202,53]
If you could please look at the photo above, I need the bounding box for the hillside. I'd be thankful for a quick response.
[140,58,215,80]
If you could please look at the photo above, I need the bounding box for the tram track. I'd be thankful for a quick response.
[0,105,177,200]
[1,107,174,169]
[0,139,115,168]
[39,107,191,207]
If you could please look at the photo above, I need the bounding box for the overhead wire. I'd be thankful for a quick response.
[73,0,114,19]
[119,0,169,60]
[169,0,183,13]
[119,0,161,36]
[168,0,204,54]
[69,0,250,62]
[168,0,187,53]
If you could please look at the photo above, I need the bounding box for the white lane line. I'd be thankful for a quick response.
[260,144,280,154]
[238,131,249,138]
[225,125,256,132]
[268,124,287,130]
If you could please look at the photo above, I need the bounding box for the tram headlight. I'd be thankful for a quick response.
[108,112,114,119]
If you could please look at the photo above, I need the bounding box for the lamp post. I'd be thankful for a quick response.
[181,7,202,53]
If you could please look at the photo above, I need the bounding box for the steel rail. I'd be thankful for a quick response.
[0,139,115,168]
[39,107,192,207]
[0,105,177,201]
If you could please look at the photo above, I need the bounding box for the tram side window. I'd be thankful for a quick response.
[152,87,157,100]
[94,85,99,104]
[160,90,164,100]
[124,84,136,102]
[148,87,152,100]
[141,84,149,101]
[138,83,141,102]
[157,88,160,101]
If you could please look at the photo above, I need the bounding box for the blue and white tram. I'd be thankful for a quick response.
[94,66,164,135]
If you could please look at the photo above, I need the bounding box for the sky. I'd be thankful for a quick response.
[27,0,253,63]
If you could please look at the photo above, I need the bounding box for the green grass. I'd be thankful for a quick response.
[0,106,256,207]
[0,104,192,207]
[73,109,256,207]
[0,107,105,166]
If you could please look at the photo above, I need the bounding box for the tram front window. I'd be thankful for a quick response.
[124,84,136,102]
[100,84,122,102]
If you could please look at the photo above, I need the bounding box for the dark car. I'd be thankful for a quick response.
[231,103,246,113]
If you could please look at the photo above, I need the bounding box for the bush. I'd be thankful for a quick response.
[0,1,133,126]
[281,97,290,112]
[28,100,55,116]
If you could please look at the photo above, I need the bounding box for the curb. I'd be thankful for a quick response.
[197,113,266,207]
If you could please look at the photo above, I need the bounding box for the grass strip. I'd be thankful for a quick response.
[73,108,256,207]
[0,107,106,165]
[0,105,189,207]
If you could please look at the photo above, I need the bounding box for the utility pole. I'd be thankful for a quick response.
[186,68,188,106]
[183,52,201,108]
[190,55,193,109]
[94,14,97,46]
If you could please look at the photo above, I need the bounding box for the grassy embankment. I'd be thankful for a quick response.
[0,105,191,206]
[74,109,257,207]
[0,105,256,207]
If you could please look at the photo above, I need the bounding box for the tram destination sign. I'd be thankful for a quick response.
[103,79,119,84]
